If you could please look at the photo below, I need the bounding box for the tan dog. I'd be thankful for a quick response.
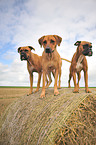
[18,46,42,95]
[18,46,54,95]
[38,35,62,98]
[68,41,93,93]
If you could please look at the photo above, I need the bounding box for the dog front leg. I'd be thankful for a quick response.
[73,72,79,93]
[84,71,91,93]
[34,73,42,93]
[54,69,59,96]
[40,71,45,98]
[27,73,33,95]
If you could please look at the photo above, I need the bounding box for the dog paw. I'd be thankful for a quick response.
[45,84,49,89]
[34,89,39,93]
[68,86,71,88]
[58,86,61,89]
[73,89,79,93]
[54,90,59,96]
[40,92,45,98]
[85,89,91,93]
[68,84,71,88]
[27,92,33,96]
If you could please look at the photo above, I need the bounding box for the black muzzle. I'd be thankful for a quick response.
[45,47,52,53]
[82,44,93,56]
[82,48,93,56]
[20,52,28,61]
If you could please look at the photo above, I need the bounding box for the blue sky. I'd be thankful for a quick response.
[0,0,96,87]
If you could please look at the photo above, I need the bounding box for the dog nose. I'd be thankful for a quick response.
[89,48,93,56]
[45,46,52,53]
[21,52,25,56]
[21,52,27,60]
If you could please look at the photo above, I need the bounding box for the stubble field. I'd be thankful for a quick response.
[0,87,29,117]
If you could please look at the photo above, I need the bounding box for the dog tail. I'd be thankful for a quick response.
[61,58,71,63]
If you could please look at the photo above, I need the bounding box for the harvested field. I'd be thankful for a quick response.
[0,87,96,145]
[0,87,29,117]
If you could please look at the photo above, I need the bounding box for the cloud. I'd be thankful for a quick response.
[0,0,96,87]
[0,59,29,86]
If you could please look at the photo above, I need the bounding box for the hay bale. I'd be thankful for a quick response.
[55,94,96,145]
[0,88,95,145]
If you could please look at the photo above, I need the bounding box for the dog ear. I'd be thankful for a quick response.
[74,41,81,46]
[28,46,35,51]
[53,35,62,46]
[18,47,21,53]
[38,36,45,47]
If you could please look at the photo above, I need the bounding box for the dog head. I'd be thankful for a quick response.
[74,41,93,56]
[38,35,62,53]
[18,46,35,61]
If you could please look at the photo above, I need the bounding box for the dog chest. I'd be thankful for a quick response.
[76,63,83,72]
[28,65,38,73]
[76,55,84,72]
[47,61,58,70]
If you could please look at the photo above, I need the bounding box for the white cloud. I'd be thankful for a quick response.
[0,0,96,87]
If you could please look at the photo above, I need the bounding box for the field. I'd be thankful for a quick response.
[0,87,96,144]
[0,87,96,117]
[0,87,29,117]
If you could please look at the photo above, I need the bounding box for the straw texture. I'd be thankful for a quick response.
[0,88,95,145]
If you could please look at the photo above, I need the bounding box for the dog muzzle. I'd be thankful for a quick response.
[45,46,54,54]
[20,52,28,61]
[82,48,93,56]
[45,46,52,53]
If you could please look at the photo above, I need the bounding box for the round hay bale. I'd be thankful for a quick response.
[55,94,96,145]
[0,88,95,145]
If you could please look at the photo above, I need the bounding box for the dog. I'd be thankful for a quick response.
[18,46,54,95]
[18,46,42,95]
[38,35,62,98]
[68,41,93,93]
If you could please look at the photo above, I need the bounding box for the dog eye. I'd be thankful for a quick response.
[83,44,88,49]
[20,49,22,52]
[50,39,55,43]
[43,40,47,44]
[25,49,28,52]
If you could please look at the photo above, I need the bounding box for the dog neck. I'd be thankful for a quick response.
[48,53,53,60]
[27,53,35,66]
[77,55,84,63]
[27,59,33,66]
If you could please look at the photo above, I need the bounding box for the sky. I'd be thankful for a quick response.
[0,0,96,87]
